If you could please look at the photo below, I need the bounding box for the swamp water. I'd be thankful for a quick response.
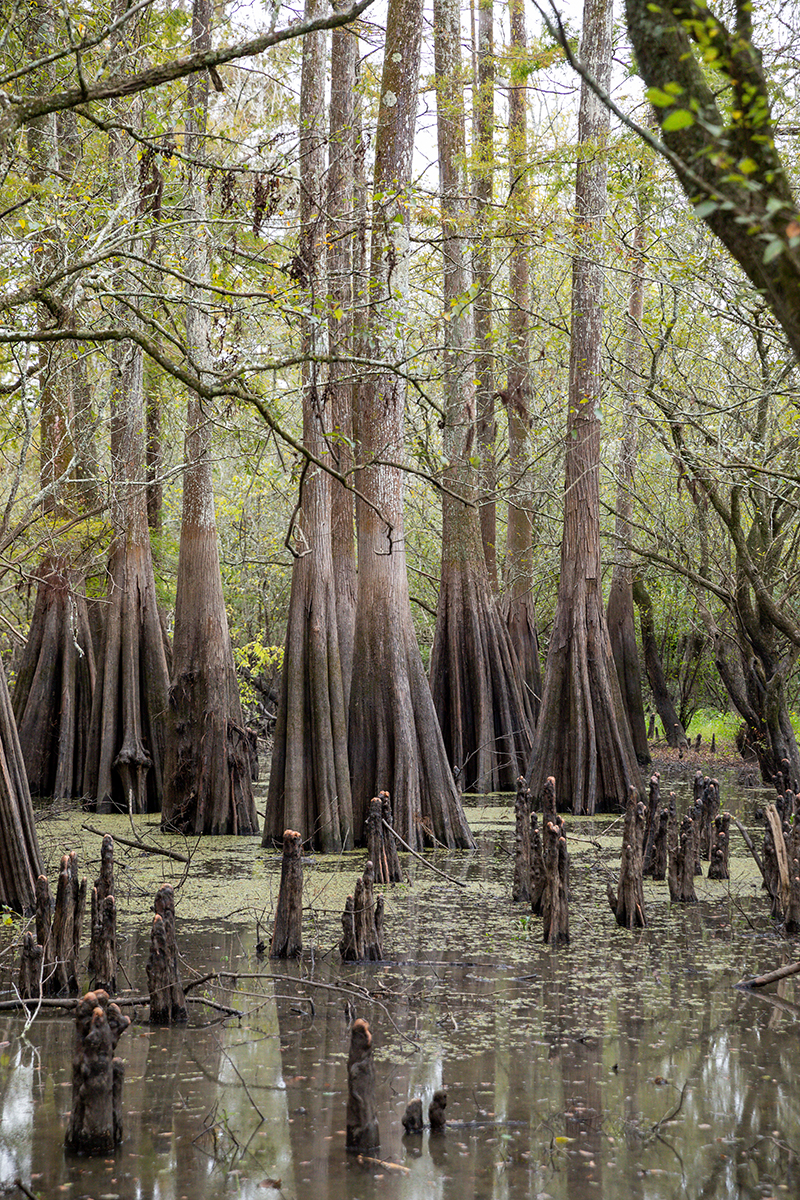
[1,769,798,1200]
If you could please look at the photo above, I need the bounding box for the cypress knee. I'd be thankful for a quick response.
[346,1018,379,1152]
[270,829,303,958]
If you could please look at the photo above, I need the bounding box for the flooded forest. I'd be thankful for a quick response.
[2,0,800,1196]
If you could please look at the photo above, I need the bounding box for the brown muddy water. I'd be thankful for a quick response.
[1,767,799,1200]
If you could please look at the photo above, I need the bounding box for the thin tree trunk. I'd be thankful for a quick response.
[348,0,473,848]
[606,191,650,764]
[472,0,497,587]
[503,0,542,723]
[527,0,641,814]
[633,575,688,748]
[327,21,359,706]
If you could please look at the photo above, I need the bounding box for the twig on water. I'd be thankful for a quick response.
[382,819,467,888]
[82,823,189,863]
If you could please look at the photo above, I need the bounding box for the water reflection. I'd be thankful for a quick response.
[1,775,800,1198]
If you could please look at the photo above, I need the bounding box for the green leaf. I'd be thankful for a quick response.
[647,86,679,107]
[693,200,718,219]
[662,109,695,132]
[763,238,785,264]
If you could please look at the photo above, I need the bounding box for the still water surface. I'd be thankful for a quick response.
[1,768,798,1200]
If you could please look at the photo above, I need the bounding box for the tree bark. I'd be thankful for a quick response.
[264,0,353,851]
[162,0,258,837]
[606,198,649,764]
[625,0,800,364]
[472,0,497,587]
[327,17,359,704]
[64,990,130,1155]
[0,658,44,916]
[348,0,473,848]
[503,0,543,724]
[82,9,170,817]
[429,0,533,794]
[527,0,642,815]
[632,576,688,748]
[14,558,95,800]
[270,829,303,958]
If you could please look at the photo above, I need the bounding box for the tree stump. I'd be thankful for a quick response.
[429,1088,447,1132]
[270,829,303,959]
[88,835,116,993]
[670,812,698,903]
[530,821,546,917]
[147,884,187,1023]
[652,807,670,881]
[784,819,800,934]
[402,1097,424,1134]
[366,795,402,885]
[64,989,130,1155]
[340,861,383,961]
[46,852,86,995]
[346,1018,379,1153]
[542,797,569,945]
[708,812,731,881]
[512,776,532,902]
[607,785,647,928]
[642,772,661,877]
[17,931,43,1001]
[763,803,791,919]
[666,793,679,895]
[699,777,719,861]
[379,792,403,882]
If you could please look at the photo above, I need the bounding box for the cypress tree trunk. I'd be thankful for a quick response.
[606,193,650,764]
[14,0,97,801]
[83,8,170,816]
[264,0,353,850]
[348,0,473,848]
[429,0,533,794]
[503,0,542,723]
[472,0,497,588]
[527,0,642,814]
[327,19,359,706]
[162,0,258,836]
[0,659,43,915]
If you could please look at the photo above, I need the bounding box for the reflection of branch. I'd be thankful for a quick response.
[214,1035,265,1123]
[651,1079,689,1133]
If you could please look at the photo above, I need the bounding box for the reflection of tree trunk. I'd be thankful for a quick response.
[348,0,473,849]
[607,203,649,764]
[264,0,352,850]
[633,576,688,748]
[528,0,640,815]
